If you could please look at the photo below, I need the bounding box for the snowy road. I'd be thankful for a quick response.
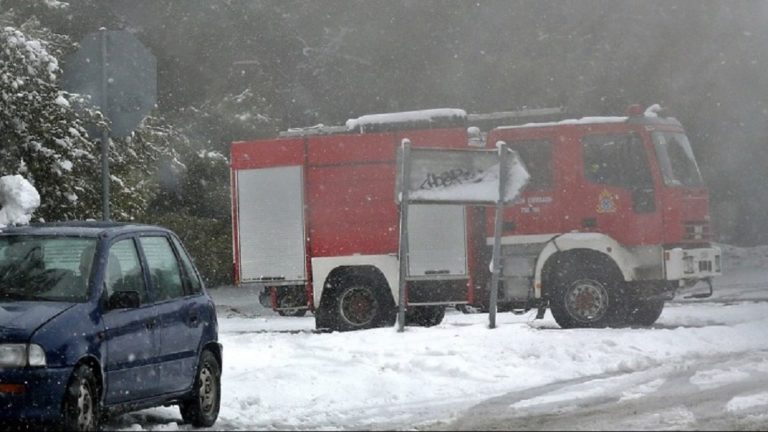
[108,245,768,431]
[431,351,768,431]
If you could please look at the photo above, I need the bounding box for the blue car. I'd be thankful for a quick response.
[0,222,221,430]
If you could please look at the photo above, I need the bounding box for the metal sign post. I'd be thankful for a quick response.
[397,139,412,333]
[488,142,509,329]
[62,28,157,221]
[99,29,111,220]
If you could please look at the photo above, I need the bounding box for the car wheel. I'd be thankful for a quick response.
[549,261,623,329]
[62,365,100,432]
[180,350,221,427]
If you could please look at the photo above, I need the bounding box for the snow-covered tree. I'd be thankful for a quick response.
[0,2,192,223]
[0,23,99,221]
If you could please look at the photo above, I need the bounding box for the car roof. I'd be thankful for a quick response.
[0,221,173,239]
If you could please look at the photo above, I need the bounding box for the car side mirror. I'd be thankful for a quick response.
[108,290,140,309]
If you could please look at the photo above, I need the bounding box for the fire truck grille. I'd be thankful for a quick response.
[683,221,711,241]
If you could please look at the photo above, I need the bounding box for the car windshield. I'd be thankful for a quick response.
[651,131,704,187]
[0,236,97,303]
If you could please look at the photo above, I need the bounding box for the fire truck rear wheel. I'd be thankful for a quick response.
[405,305,446,327]
[330,275,394,331]
[277,308,308,317]
[626,299,665,327]
[550,262,623,329]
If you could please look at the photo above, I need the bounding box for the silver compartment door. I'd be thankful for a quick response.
[237,166,306,283]
[406,204,468,279]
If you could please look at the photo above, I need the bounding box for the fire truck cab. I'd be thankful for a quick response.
[473,104,721,328]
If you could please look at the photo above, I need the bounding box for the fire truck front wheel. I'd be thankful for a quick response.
[549,261,624,329]
[321,275,396,332]
[626,299,665,327]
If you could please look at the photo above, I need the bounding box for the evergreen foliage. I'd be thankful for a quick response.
[0,22,98,221]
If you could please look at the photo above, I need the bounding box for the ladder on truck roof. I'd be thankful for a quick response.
[277,106,567,137]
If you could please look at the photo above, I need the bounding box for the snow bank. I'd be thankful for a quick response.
[208,303,768,430]
[0,175,40,227]
[125,260,768,430]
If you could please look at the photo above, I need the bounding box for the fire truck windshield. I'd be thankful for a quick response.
[651,131,704,187]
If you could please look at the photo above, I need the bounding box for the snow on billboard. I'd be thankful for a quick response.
[398,147,530,205]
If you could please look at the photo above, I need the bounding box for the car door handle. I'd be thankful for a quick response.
[188,313,199,326]
[145,318,158,330]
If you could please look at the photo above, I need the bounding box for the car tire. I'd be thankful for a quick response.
[62,365,100,432]
[180,350,221,427]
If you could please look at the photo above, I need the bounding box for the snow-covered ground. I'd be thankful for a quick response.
[109,244,768,431]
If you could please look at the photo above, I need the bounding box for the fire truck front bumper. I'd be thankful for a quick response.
[664,246,722,281]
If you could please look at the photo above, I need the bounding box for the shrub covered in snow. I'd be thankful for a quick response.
[0,24,98,221]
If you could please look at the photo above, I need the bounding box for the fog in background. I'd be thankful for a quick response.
[15,0,768,245]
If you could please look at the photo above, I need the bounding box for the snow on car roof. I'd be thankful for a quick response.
[0,221,171,237]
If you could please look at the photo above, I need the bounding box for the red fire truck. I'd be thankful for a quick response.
[230,105,721,331]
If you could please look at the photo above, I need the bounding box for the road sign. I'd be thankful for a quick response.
[62,30,157,138]
[396,146,529,205]
[61,29,156,220]
[395,140,530,331]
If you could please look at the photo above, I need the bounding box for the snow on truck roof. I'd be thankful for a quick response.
[345,108,467,132]
[496,116,629,129]
[276,106,678,137]
[279,107,566,137]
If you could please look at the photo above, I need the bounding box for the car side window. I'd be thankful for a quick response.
[107,239,148,303]
[171,236,203,295]
[140,236,185,301]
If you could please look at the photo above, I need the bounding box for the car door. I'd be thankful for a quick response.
[101,237,162,403]
[138,235,198,394]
